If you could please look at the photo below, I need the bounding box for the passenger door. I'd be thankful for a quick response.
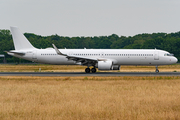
[154,51,159,60]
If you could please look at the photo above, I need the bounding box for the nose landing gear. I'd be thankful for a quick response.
[155,66,159,73]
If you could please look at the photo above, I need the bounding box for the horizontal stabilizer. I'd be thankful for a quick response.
[5,51,25,55]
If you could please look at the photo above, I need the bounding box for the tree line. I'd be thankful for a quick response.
[0,29,180,63]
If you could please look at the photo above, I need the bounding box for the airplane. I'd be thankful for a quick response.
[6,27,178,73]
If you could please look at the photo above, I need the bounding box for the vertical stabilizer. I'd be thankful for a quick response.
[10,26,35,50]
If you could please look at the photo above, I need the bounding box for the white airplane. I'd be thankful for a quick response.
[7,27,178,73]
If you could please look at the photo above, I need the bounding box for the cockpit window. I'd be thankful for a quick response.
[164,53,174,56]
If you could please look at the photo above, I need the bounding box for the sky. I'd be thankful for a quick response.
[1,0,180,37]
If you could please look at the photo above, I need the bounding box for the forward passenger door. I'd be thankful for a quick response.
[154,51,159,60]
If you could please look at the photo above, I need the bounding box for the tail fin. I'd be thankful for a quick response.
[10,26,35,50]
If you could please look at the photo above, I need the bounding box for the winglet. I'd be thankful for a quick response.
[52,44,67,56]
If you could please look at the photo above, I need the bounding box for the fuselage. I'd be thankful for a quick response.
[7,27,178,73]
[8,48,178,66]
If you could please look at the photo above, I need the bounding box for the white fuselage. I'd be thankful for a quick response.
[8,26,178,73]
[8,48,178,66]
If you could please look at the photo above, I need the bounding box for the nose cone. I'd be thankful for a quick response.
[172,57,178,63]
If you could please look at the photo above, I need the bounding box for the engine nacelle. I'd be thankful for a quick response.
[98,61,113,70]
[112,65,121,70]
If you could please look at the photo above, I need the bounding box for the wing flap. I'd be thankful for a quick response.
[66,55,98,62]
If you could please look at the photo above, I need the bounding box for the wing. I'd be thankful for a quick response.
[52,44,106,66]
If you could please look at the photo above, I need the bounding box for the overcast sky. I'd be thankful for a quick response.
[1,0,180,37]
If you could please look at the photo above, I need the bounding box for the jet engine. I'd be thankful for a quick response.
[98,61,113,70]
[112,65,120,70]
[98,61,121,70]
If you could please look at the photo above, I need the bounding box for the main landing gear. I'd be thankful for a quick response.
[155,65,159,73]
[85,67,97,73]
[91,68,96,73]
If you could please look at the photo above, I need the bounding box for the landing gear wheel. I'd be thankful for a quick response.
[85,68,90,73]
[155,66,159,73]
[91,68,96,73]
[155,69,159,73]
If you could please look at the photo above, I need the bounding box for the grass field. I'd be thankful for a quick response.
[0,76,180,120]
[0,64,180,72]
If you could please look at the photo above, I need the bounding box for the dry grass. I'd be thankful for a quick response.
[0,76,180,120]
[121,64,180,72]
[0,64,86,72]
[0,64,180,72]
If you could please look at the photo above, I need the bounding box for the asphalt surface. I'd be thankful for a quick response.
[0,72,180,76]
